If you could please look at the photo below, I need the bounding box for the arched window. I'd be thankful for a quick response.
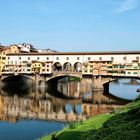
[53,62,62,71]
[63,62,72,71]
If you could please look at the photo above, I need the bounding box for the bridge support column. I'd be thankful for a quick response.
[92,76,104,91]
[34,74,46,88]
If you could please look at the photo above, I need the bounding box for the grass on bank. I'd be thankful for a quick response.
[41,114,113,140]
[41,95,140,140]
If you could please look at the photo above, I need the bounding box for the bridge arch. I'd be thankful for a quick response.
[46,73,82,83]
[1,75,35,82]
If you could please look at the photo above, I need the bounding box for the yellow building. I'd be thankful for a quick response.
[32,61,53,74]
[0,46,20,74]
[0,48,9,75]
[31,60,43,74]
[9,45,20,53]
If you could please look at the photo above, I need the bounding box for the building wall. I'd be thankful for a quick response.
[6,53,140,65]
[10,45,20,53]
[2,52,140,76]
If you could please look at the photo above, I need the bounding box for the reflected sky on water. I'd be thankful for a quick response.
[109,79,140,100]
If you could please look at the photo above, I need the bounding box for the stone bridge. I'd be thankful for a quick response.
[91,76,115,91]
[46,71,82,82]
[1,72,136,93]
[0,72,116,91]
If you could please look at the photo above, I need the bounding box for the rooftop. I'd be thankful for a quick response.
[6,51,140,55]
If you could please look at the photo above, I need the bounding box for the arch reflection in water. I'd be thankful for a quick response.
[0,79,132,123]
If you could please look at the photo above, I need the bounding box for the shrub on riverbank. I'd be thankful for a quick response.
[86,102,140,140]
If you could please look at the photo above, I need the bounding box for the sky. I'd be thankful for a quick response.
[0,0,140,52]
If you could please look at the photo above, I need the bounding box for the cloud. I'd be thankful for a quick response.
[115,0,138,13]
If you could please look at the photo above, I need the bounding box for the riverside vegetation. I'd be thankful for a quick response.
[41,95,140,140]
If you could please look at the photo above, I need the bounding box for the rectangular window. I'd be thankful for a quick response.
[133,66,138,69]
[111,57,114,61]
[90,70,93,72]
[37,57,39,60]
[88,57,90,60]
[28,57,30,60]
[56,57,59,60]
[27,64,31,67]
[123,57,126,60]
[133,72,138,74]
[99,57,102,60]
[120,65,124,68]
[2,57,5,60]
[107,66,112,68]
[46,57,49,60]
[77,57,79,60]
[136,56,139,60]
[11,61,13,65]
[66,57,69,60]
[107,61,112,64]
[8,57,10,60]
[114,65,118,68]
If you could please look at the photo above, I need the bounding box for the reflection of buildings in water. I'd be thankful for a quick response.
[0,80,131,122]
[82,103,119,117]
[0,94,86,122]
[0,89,130,122]
[82,90,130,117]
[123,79,140,85]
[111,79,140,86]
[57,81,81,98]
[80,79,92,94]
[57,79,92,98]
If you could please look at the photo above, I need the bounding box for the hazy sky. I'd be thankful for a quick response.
[0,0,140,52]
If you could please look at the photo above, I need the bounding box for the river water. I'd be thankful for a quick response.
[0,78,139,140]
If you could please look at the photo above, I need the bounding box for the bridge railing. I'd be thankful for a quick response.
[52,71,82,77]
[1,70,140,78]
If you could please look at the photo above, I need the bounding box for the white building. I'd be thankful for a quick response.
[17,43,32,53]
[4,51,140,76]
[6,51,140,65]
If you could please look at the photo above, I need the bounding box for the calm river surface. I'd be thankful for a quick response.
[0,78,139,140]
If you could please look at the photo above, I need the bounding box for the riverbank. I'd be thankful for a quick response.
[40,95,140,140]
